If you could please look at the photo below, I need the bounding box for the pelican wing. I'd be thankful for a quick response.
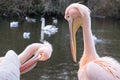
[86,57,120,80]
[0,50,20,80]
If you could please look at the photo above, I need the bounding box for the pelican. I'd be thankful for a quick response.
[0,41,52,77]
[19,41,53,74]
[65,3,120,80]
[40,17,58,36]
[10,21,19,28]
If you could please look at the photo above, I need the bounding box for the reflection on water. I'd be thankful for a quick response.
[0,17,120,80]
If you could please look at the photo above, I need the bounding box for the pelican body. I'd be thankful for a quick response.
[0,50,20,80]
[65,3,120,80]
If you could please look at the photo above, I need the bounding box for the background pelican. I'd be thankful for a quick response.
[65,3,120,80]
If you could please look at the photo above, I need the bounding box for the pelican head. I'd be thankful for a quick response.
[38,41,53,61]
[64,3,90,62]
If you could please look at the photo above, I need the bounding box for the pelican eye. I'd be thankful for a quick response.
[67,15,69,18]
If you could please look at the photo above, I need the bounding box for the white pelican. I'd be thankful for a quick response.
[0,50,20,80]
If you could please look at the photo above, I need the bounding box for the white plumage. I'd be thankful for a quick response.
[10,21,19,28]
[25,17,36,23]
[40,17,58,42]
[0,50,20,80]
[23,32,31,39]
[92,35,102,44]
[52,17,58,25]
[40,17,58,36]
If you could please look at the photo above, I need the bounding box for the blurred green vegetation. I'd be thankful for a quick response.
[0,0,120,19]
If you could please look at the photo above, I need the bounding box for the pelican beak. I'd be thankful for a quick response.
[68,17,81,63]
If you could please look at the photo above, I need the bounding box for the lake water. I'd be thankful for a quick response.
[0,17,120,80]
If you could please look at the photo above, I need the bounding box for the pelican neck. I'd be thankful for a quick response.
[82,15,98,58]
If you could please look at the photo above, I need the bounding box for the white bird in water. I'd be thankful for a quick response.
[23,32,31,39]
[40,17,58,42]
[52,17,58,26]
[41,17,58,35]
[25,16,36,23]
[92,35,102,44]
[10,21,19,28]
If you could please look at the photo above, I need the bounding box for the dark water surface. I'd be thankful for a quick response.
[0,17,120,80]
